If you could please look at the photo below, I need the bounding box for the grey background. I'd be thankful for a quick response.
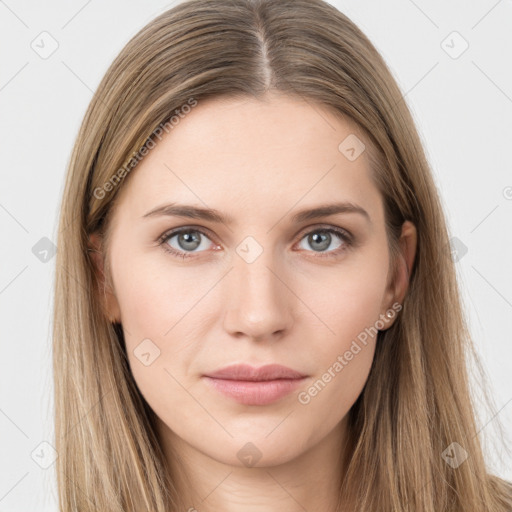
[0,0,511,509]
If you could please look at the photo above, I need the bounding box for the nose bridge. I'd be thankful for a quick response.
[223,238,293,339]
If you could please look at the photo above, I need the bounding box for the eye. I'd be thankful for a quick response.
[158,225,354,260]
[158,228,218,259]
[295,226,352,258]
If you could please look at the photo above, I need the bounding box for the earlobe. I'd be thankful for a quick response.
[88,233,121,324]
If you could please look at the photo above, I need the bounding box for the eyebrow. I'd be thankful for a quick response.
[141,201,371,225]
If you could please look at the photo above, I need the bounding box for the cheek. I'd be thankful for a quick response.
[293,252,388,407]
[109,249,212,394]
[293,280,383,439]
[301,250,389,347]
[111,249,195,339]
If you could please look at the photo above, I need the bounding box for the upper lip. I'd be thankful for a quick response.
[204,364,306,381]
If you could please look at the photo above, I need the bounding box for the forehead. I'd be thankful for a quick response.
[111,93,383,228]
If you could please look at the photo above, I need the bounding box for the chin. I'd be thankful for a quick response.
[200,430,310,469]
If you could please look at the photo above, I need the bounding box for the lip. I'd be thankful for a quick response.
[202,364,307,405]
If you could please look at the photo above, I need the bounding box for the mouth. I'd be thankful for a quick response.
[202,364,307,406]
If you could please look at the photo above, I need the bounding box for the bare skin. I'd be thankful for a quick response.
[90,92,416,511]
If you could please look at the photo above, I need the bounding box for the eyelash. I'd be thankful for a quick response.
[157,225,354,260]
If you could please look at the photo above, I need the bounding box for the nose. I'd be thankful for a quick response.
[222,248,294,342]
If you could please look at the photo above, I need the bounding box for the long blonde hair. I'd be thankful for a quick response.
[53,0,512,510]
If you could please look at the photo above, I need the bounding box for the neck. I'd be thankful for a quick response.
[157,417,352,512]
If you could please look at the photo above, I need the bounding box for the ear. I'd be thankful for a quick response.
[88,232,121,324]
[380,220,417,327]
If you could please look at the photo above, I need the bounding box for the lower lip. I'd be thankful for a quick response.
[202,377,306,405]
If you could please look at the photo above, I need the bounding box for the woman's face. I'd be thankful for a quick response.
[96,93,409,468]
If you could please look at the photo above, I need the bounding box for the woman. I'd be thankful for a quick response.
[52,0,512,510]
